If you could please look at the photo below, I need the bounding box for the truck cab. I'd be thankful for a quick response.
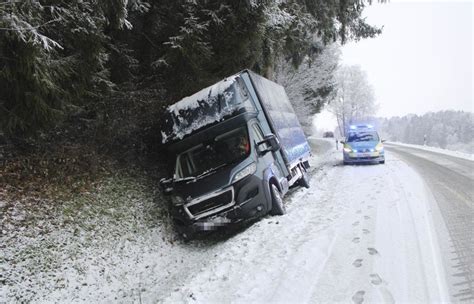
[160,70,311,238]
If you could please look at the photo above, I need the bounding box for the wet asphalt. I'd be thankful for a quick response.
[386,144,474,302]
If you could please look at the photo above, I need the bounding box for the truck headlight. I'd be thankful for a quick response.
[233,163,257,183]
[343,147,352,153]
[375,144,384,152]
[171,195,185,206]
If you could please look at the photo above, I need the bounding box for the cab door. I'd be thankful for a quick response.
[250,122,285,187]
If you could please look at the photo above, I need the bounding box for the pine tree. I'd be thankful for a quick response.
[0,0,383,136]
[0,0,132,135]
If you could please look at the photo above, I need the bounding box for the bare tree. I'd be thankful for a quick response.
[328,65,377,136]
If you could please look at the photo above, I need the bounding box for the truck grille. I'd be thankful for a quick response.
[186,189,234,219]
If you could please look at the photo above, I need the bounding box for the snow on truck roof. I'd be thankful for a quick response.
[167,75,238,116]
[161,74,251,144]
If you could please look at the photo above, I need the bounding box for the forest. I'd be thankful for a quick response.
[0,0,381,138]
[378,111,474,154]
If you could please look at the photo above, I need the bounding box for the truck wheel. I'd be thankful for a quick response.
[181,232,194,242]
[177,225,195,242]
[299,170,310,189]
[270,184,286,216]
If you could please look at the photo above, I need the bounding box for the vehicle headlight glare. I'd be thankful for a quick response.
[343,147,352,153]
[233,163,257,183]
[375,144,384,152]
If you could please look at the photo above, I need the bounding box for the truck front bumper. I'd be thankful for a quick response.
[172,176,269,234]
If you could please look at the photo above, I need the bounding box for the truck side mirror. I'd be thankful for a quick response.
[159,177,174,195]
[257,134,280,155]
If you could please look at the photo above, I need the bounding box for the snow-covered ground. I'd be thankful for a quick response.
[1,139,450,303]
[387,141,473,161]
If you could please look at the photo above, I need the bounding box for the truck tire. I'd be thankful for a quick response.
[270,184,286,216]
[299,170,310,189]
[181,232,194,242]
[178,227,196,242]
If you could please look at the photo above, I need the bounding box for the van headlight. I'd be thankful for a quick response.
[171,195,185,206]
[375,144,384,152]
[343,146,352,153]
[232,163,257,183]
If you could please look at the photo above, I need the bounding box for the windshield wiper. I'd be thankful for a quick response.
[174,163,228,183]
[173,176,197,183]
[195,163,228,180]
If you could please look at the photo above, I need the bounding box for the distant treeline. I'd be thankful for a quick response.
[378,111,474,153]
[0,0,381,138]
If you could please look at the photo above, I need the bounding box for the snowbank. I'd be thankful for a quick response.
[386,141,473,161]
[307,137,335,156]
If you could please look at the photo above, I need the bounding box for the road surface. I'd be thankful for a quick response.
[386,143,474,302]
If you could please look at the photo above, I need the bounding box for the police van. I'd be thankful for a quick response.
[340,124,385,165]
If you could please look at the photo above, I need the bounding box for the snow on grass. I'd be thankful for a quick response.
[1,174,184,302]
[387,141,473,161]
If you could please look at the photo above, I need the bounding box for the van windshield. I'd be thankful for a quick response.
[175,127,250,179]
[347,131,379,142]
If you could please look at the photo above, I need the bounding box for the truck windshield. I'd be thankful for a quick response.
[347,131,379,142]
[175,127,250,179]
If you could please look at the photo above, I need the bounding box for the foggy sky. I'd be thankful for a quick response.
[341,0,473,118]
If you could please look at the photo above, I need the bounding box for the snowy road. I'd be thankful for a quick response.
[162,140,450,303]
[386,143,474,302]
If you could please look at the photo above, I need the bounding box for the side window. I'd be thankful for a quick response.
[236,77,249,100]
[236,77,256,112]
[252,123,268,149]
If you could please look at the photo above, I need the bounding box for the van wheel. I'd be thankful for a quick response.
[270,184,286,216]
[299,170,310,189]
[379,160,385,164]
[178,227,195,242]
[181,232,194,242]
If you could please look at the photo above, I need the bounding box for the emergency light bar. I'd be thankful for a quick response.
[349,124,373,130]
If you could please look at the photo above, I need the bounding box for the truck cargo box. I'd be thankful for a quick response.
[247,71,311,168]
